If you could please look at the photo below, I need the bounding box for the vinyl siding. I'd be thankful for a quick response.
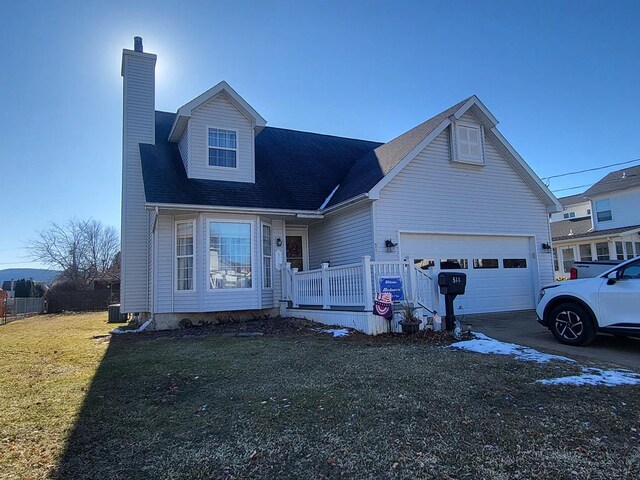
[591,186,640,230]
[178,127,189,173]
[120,51,155,313]
[373,115,554,288]
[187,94,255,183]
[308,201,374,269]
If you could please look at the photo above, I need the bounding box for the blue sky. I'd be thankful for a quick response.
[1,0,639,269]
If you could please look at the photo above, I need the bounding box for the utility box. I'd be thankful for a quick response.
[107,304,128,323]
[437,272,467,295]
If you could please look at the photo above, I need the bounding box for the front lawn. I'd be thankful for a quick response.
[1,313,639,479]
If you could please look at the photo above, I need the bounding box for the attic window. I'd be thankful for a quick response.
[452,121,485,165]
[208,128,237,168]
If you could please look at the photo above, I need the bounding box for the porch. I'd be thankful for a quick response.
[281,256,441,335]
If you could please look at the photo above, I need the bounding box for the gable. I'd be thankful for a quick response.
[186,93,256,183]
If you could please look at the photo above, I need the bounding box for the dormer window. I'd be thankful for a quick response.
[451,121,485,165]
[563,212,576,219]
[208,128,237,168]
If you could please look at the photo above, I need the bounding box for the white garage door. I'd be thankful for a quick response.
[400,233,536,314]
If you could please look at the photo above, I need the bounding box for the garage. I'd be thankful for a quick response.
[400,233,536,314]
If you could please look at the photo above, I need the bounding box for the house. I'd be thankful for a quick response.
[551,165,640,278]
[120,37,561,333]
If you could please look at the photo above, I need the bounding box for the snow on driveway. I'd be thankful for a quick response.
[451,332,640,387]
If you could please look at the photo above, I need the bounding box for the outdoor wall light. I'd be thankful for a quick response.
[276,238,283,247]
[541,242,551,250]
[385,239,398,252]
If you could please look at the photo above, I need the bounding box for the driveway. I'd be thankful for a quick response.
[464,309,640,370]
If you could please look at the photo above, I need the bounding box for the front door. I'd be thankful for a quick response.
[286,229,308,271]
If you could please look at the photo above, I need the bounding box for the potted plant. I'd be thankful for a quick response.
[398,302,421,334]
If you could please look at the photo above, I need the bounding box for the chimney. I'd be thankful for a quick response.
[120,37,157,313]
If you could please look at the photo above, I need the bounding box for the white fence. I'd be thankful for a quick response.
[284,256,439,313]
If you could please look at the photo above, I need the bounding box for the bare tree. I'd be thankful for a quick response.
[28,218,120,290]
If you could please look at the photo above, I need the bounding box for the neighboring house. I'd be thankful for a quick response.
[120,37,561,332]
[551,165,640,278]
[1,281,15,299]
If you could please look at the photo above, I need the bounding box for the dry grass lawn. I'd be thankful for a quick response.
[1,312,639,479]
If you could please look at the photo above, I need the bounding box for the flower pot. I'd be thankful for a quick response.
[400,320,420,335]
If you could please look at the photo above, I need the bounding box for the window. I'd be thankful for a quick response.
[587,209,591,215]
[561,248,575,273]
[454,122,484,165]
[440,258,468,269]
[209,222,252,289]
[262,224,272,288]
[625,242,635,259]
[635,242,640,258]
[503,258,527,268]
[176,221,195,291]
[553,248,559,271]
[615,241,625,260]
[208,128,237,168]
[596,242,610,261]
[595,199,612,222]
[618,260,640,280]
[563,212,576,219]
[579,244,592,261]
[473,258,499,269]
[414,258,435,270]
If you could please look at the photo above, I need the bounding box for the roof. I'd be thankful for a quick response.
[551,217,593,241]
[553,220,640,242]
[558,193,588,206]
[141,112,382,210]
[141,96,560,213]
[327,98,471,206]
[584,164,640,198]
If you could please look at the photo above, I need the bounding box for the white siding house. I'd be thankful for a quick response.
[551,167,640,279]
[121,37,561,332]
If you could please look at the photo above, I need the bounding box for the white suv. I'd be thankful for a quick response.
[537,256,640,346]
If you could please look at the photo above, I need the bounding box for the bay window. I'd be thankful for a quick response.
[176,221,195,291]
[209,222,252,289]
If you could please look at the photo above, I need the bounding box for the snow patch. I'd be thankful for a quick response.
[450,332,574,364]
[538,368,640,387]
[111,318,153,334]
[315,328,351,337]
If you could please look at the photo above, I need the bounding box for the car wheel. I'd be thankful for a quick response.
[548,302,597,346]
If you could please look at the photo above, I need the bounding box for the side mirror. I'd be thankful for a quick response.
[606,277,616,286]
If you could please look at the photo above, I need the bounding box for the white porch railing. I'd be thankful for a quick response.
[284,256,439,313]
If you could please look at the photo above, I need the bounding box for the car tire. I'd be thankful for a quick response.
[548,302,597,346]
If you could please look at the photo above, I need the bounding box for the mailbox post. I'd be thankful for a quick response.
[437,272,467,331]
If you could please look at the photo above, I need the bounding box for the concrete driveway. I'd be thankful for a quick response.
[464,310,640,370]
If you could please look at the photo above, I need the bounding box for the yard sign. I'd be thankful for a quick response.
[379,276,404,301]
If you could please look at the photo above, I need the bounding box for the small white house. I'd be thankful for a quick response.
[551,166,640,278]
[120,37,561,333]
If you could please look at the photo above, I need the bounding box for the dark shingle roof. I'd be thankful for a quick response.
[327,97,471,207]
[558,193,587,206]
[141,98,473,211]
[584,164,640,197]
[551,217,593,241]
[141,112,382,210]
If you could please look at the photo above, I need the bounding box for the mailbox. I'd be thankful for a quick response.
[437,272,467,295]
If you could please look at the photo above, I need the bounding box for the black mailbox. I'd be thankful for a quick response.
[437,272,467,295]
